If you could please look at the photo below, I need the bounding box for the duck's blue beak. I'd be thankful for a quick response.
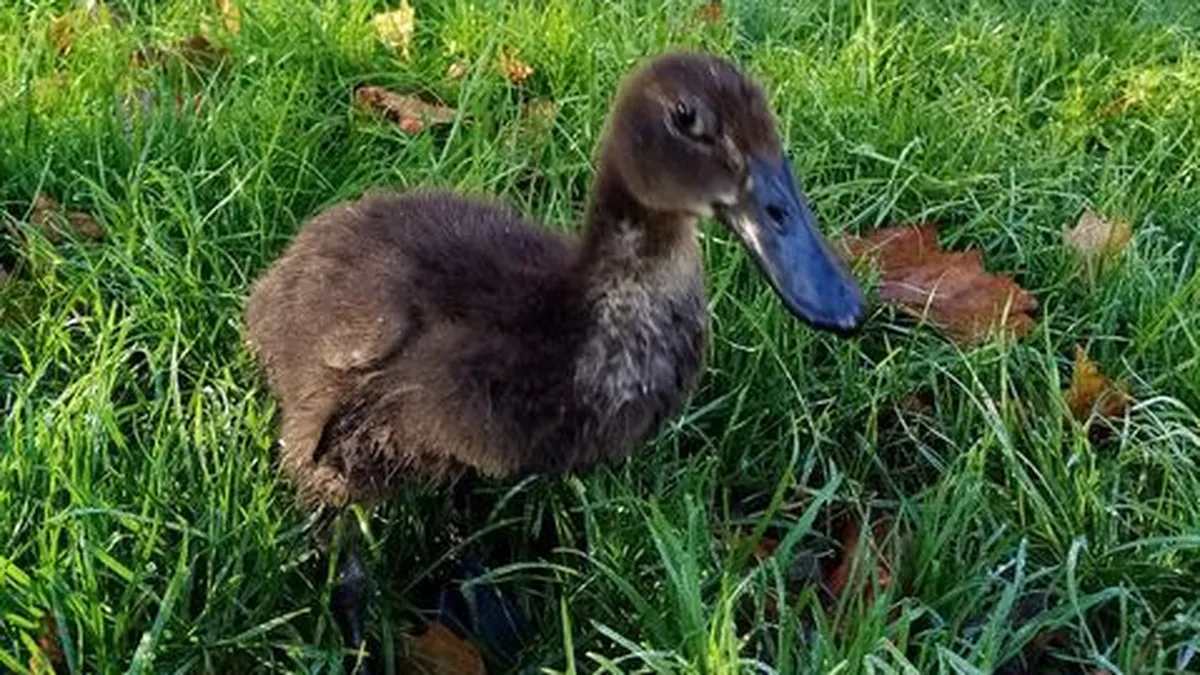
[717,155,864,333]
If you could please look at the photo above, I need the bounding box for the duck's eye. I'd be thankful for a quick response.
[672,101,711,143]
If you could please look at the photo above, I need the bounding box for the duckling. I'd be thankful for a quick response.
[245,51,863,663]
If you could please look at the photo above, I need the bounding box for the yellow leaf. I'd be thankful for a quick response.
[372,0,415,60]
[215,0,241,34]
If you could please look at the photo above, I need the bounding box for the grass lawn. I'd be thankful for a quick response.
[3,0,1200,672]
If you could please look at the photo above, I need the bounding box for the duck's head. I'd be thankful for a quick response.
[600,52,863,333]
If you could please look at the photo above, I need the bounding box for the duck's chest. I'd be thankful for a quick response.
[573,247,709,442]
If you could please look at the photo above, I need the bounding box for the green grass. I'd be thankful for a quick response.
[3,0,1200,672]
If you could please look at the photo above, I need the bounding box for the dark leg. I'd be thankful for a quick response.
[333,542,371,671]
[309,506,374,674]
[432,474,530,665]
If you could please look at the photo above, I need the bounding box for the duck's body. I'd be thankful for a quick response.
[247,184,707,506]
[244,51,864,662]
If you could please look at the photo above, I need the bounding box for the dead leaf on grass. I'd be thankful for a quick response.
[499,48,534,85]
[1064,208,1132,277]
[48,1,114,56]
[132,32,229,71]
[177,33,229,68]
[696,0,723,23]
[215,0,241,34]
[405,621,485,675]
[30,193,105,243]
[826,516,893,605]
[1065,345,1131,422]
[28,611,65,675]
[354,86,457,134]
[372,0,415,60]
[842,224,1038,346]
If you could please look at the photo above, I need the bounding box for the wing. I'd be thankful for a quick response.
[243,191,578,503]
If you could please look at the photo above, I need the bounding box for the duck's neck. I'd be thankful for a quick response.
[569,160,709,425]
[579,162,699,281]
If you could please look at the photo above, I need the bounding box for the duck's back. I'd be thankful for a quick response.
[246,191,590,505]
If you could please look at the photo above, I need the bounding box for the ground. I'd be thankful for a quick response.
[2,0,1199,673]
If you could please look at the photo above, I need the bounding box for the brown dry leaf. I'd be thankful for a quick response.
[405,622,485,675]
[354,86,456,134]
[132,32,229,70]
[843,224,1038,346]
[696,0,723,23]
[1066,345,1131,421]
[499,48,534,85]
[48,15,75,55]
[30,193,105,243]
[827,516,893,605]
[372,0,415,60]
[28,611,65,674]
[1064,208,1132,275]
[48,1,114,56]
[177,33,229,68]
[66,211,105,241]
[215,0,241,34]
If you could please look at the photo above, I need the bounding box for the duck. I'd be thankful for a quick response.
[244,50,864,666]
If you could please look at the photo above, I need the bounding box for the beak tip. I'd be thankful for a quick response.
[813,286,865,336]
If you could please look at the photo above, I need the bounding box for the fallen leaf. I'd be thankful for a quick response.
[354,85,456,133]
[499,48,533,85]
[405,622,485,675]
[177,33,228,68]
[0,263,9,287]
[447,60,468,80]
[1064,208,1132,275]
[30,193,105,243]
[66,211,105,241]
[215,0,241,34]
[826,516,892,605]
[48,1,114,56]
[28,611,65,674]
[372,0,415,60]
[752,535,779,560]
[897,392,934,416]
[132,33,229,70]
[48,15,75,55]
[521,99,559,131]
[843,224,1038,346]
[696,0,723,23]
[1066,345,1131,422]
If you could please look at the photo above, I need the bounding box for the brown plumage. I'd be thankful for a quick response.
[244,51,863,510]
